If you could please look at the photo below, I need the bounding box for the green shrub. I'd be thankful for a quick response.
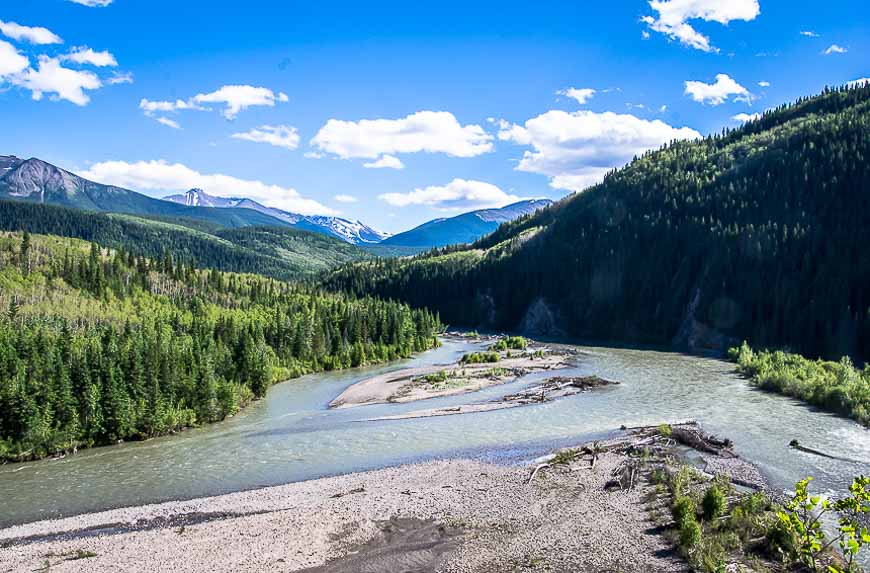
[657,423,672,437]
[460,351,500,364]
[702,485,727,520]
[680,517,702,549]
[493,336,527,351]
[673,496,697,528]
[730,342,870,427]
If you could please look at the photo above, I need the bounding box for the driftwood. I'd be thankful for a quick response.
[670,426,734,457]
[527,463,552,485]
[789,439,858,463]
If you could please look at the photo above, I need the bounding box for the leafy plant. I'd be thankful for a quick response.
[460,351,500,364]
[673,496,698,528]
[702,485,727,521]
[776,475,870,572]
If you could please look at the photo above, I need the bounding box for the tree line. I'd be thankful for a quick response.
[0,232,441,461]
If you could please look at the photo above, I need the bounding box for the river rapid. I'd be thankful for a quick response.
[2,337,868,533]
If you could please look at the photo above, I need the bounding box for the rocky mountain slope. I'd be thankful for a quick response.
[381,199,553,248]
[0,156,292,229]
[164,188,389,245]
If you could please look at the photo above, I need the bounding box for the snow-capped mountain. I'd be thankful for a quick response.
[307,216,391,244]
[163,188,389,244]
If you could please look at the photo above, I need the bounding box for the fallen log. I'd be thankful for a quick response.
[788,439,857,462]
[671,426,734,457]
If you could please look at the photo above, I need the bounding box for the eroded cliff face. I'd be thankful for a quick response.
[672,288,737,354]
[519,297,564,337]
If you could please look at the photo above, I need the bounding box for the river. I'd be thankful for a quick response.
[2,337,868,535]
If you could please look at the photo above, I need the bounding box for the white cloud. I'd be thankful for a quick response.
[10,56,101,106]
[758,80,770,87]
[641,0,760,53]
[497,109,700,192]
[847,78,869,87]
[0,20,63,45]
[0,40,29,78]
[67,0,113,5]
[140,85,288,123]
[732,112,761,122]
[155,117,181,130]
[558,87,596,105]
[311,111,493,162]
[685,74,752,105]
[81,160,335,215]
[192,85,288,119]
[379,179,521,210]
[363,155,404,169]
[231,125,300,150]
[799,30,819,38]
[106,71,133,85]
[659,104,668,113]
[62,46,117,67]
[140,98,201,114]
[334,194,358,203]
[823,44,847,55]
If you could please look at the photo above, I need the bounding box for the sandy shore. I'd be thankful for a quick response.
[330,348,575,409]
[0,436,691,573]
[362,376,619,421]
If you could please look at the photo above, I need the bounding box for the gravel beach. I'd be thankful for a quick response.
[0,441,688,573]
[329,349,575,409]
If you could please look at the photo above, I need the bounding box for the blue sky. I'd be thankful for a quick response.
[0,0,867,233]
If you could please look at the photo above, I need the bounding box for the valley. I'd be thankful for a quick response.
[1,335,867,571]
[0,56,868,572]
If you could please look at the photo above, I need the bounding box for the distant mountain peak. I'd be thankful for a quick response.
[383,198,553,248]
[162,189,388,244]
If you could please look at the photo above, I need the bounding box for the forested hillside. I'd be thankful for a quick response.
[0,232,441,462]
[0,200,368,279]
[325,84,870,360]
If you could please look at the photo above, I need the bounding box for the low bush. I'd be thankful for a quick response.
[460,351,500,364]
[702,485,726,521]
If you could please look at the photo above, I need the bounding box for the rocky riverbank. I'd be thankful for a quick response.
[0,423,768,573]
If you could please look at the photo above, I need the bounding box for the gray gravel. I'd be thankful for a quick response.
[0,445,687,573]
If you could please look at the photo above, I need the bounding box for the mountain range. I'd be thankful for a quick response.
[381,199,553,247]
[163,188,390,245]
[0,156,547,250]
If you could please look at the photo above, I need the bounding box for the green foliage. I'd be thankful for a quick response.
[325,83,870,361]
[679,517,702,549]
[492,336,527,351]
[0,201,368,280]
[702,485,727,521]
[776,475,870,572]
[460,351,500,364]
[731,341,870,427]
[0,233,441,462]
[673,496,698,528]
[551,448,581,465]
[417,370,451,384]
[657,423,673,438]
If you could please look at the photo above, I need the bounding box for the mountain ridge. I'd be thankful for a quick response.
[163,188,390,245]
[325,83,870,360]
[382,199,553,247]
[0,156,297,230]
